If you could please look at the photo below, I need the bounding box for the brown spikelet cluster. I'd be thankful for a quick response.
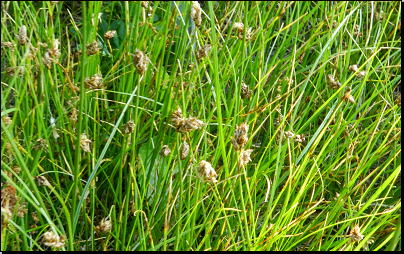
[284,130,305,143]
[180,140,190,160]
[33,138,48,152]
[197,160,217,183]
[3,116,12,125]
[241,83,252,99]
[190,1,202,27]
[104,30,116,40]
[349,225,364,243]
[122,120,135,134]
[43,231,66,249]
[1,184,28,220]
[68,108,78,123]
[231,123,249,151]
[349,65,366,78]
[86,40,100,56]
[131,49,148,75]
[353,24,363,37]
[1,41,15,52]
[84,73,103,89]
[343,87,355,104]
[16,25,28,46]
[327,74,341,89]
[195,44,212,60]
[36,176,50,187]
[159,145,172,157]
[95,218,112,234]
[239,149,253,167]
[233,22,253,41]
[42,39,61,69]
[80,133,92,153]
[6,66,25,77]
[170,107,204,133]
[141,1,149,8]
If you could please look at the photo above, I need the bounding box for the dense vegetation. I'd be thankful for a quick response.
[1,1,401,251]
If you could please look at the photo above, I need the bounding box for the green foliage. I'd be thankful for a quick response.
[1,1,401,251]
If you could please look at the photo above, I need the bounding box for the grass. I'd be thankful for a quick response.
[1,1,401,251]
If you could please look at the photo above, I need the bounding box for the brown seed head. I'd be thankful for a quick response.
[1,184,17,219]
[43,231,66,249]
[42,51,52,69]
[190,1,202,26]
[349,225,364,242]
[3,116,12,125]
[348,65,359,72]
[122,120,135,134]
[233,22,244,32]
[196,44,212,60]
[131,49,148,75]
[96,219,112,234]
[197,160,217,183]
[84,73,103,89]
[1,42,15,51]
[180,141,190,160]
[170,107,204,133]
[86,40,100,56]
[170,107,184,127]
[231,123,249,150]
[327,74,341,89]
[239,149,253,167]
[80,133,92,152]
[36,176,50,187]
[33,138,48,151]
[104,30,117,40]
[241,83,252,99]
[6,66,25,77]
[68,108,78,123]
[159,145,172,157]
[141,1,148,8]
[16,25,28,46]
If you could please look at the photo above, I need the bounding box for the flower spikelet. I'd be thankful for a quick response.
[16,25,28,46]
[190,1,202,26]
[239,149,253,167]
[122,120,135,134]
[180,141,190,160]
[231,123,249,151]
[131,49,148,75]
[33,138,48,152]
[104,30,116,40]
[197,160,217,183]
[241,83,252,99]
[179,116,204,133]
[43,231,66,249]
[195,44,212,60]
[95,218,112,234]
[159,145,171,157]
[86,40,100,56]
[36,176,50,187]
[349,225,364,242]
[80,133,92,152]
[170,107,204,133]
[84,73,103,89]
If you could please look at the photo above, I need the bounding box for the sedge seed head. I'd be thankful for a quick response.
[190,1,202,26]
[239,149,253,167]
[159,145,172,157]
[197,160,217,183]
[180,141,190,160]
[16,25,28,46]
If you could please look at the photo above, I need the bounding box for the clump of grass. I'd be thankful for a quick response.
[1,1,401,251]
